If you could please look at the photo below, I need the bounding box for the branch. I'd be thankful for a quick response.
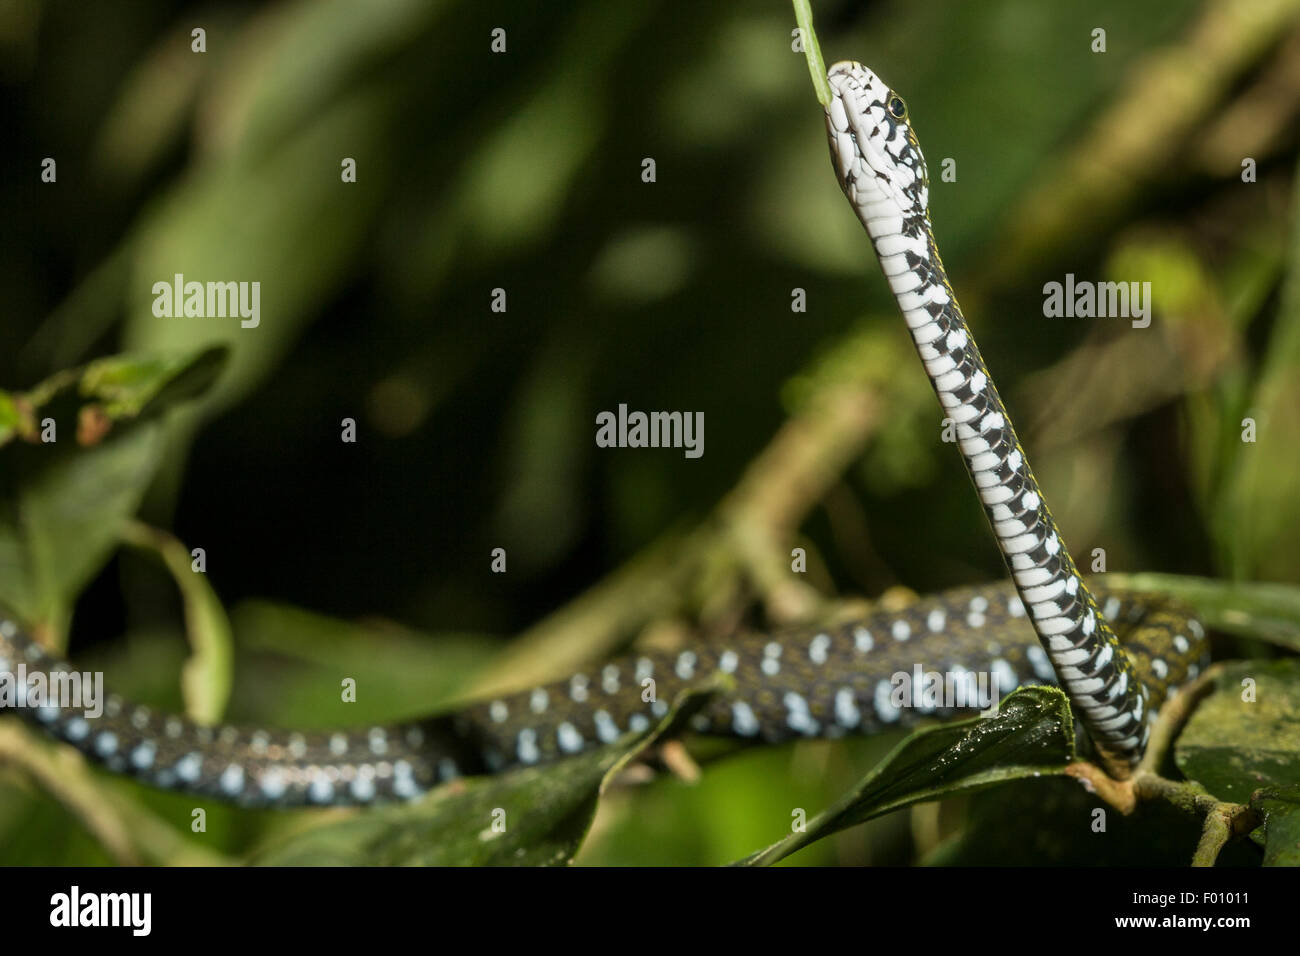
[1065,666,1261,866]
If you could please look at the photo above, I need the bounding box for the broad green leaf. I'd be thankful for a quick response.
[249,682,723,866]
[734,686,1077,866]
[1175,661,1300,804]
[1253,786,1300,867]
[924,775,1262,866]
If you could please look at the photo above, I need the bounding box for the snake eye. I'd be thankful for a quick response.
[888,95,907,119]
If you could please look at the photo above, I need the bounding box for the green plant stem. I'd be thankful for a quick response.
[792,0,831,105]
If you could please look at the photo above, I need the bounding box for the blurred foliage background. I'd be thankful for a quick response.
[2,0,1299,865]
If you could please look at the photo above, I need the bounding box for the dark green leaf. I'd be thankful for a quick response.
[249,682,724,866]
[1253,785,1300,867]
[1175,660,1300,803]
[734,686,1077,866]
[925,775,1264,866]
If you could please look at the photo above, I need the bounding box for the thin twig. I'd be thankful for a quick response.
[1065,664,1261,865]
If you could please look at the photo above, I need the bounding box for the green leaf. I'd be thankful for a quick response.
[5,347,227,447]
[0,391,20,448]
[734,686,1078,866]
[924,775,1265,866]
[228,600,494,728]
[0,348,227,640]
[1175,660,1300,804]
[1253,786,1300,867]
[1,426,164,639]
[119,522,234,725]
[249,682,725,866]
[79,347,228,422]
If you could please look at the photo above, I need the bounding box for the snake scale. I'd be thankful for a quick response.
[0,62,1208,808]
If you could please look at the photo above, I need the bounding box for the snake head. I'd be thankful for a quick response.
[825,61,930,225]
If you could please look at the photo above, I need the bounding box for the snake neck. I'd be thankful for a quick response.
[865,209,1149,768]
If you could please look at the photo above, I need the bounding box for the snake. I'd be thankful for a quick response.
[0,61,1208,808]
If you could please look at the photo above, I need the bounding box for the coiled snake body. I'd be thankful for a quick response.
[0,62,1208,807]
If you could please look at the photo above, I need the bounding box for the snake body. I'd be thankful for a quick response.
[823,62,1193,771]
[0,62,1208,807]
[0,583,1203,807]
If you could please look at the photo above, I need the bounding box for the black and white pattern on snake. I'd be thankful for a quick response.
[0,584,1207,807]
[823,62,1163,765]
